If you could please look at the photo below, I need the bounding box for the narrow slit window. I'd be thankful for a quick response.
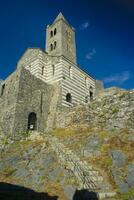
[54,28,57,35]
[50,30,53,37]
[52,65,55,76]
[41,66,44,75]
[90,86,93,101]
[50,44,53,51]
[1,84,5,96]
[54,41,57,49]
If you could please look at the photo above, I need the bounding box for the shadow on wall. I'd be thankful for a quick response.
[0,182,58,200]
[73,189,99,200]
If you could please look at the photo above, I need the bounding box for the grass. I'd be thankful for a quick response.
[51,128,77,138]
[2,167,16,177]
[111,107,119,114]
[117,188,134,200]
[45,181,68,200]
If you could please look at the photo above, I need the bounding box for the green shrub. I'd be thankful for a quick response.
[112,107,119,114]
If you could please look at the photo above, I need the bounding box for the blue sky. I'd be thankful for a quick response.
[0,0,134,89]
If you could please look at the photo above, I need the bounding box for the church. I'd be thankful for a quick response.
[0,13,103,135]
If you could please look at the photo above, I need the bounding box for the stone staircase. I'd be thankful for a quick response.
[45,134,116,199]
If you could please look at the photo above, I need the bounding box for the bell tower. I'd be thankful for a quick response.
[46,12,77,64]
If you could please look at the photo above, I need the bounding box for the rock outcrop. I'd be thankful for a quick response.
[0,87,134,200]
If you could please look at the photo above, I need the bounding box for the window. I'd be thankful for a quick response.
[50,30,53,37]
[50,44,53,51]
[90,91,93,101]
[54,28,57,35]
[52,65,55,76]
[90,86,93,91]
[41,66,44,75]
[54,41,57,49]
[66,93,72,103]
[85,96,88,103]
[1,84,5,96]
[89,86,93,101]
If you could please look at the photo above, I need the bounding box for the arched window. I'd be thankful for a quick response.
[54,28,57,35]
[41,66,44,75]
[54,41,57,49]
[66,93,72,103]
[50,30,53,37]
[85,96,88,103]
[50,44,53,51]
[27,112,37,131]
[52,65,55,76]
[1,84,5,96]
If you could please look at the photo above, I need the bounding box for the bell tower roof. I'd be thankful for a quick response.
[53,12,72,28]
[54,12,65,22]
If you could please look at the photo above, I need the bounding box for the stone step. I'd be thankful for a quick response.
[98,192,116,199]
[44,134,116,199]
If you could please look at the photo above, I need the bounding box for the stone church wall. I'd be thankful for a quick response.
[13,67,55,136]
[0,68,21,136]
[0,67,58,137]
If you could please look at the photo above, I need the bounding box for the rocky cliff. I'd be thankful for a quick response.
[0,87,134,200]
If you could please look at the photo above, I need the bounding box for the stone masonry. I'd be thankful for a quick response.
[0,12,102,135]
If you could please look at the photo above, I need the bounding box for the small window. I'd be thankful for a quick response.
[1,84,5,96]
[52,65,55,76]
[89,86,93,101]
[50,44,53,51]
[41,66,44,75]
[50,30,53,37]
[54,28,57,35]
[85,96,88,103]
[66,93,72,103]
[90,91,93,101]
[54,41,57,49]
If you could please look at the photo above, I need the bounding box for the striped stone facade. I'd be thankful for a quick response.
[17,13,98,107]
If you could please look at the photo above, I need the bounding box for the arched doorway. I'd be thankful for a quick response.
[66,93,72,103]
[27,112,37,131]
